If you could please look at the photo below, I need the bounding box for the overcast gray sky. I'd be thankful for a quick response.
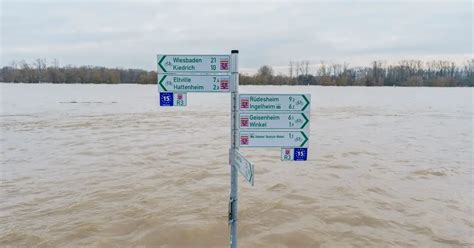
[1,0,472,74]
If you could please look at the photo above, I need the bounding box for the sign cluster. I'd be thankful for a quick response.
[157,52,312,247]
[238,94,311,161]
[157,54,311,187]
[158,54,231,106]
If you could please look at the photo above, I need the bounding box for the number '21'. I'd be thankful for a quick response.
[210,57,216,70]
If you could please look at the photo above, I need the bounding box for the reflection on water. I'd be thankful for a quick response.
[1,84,473,247]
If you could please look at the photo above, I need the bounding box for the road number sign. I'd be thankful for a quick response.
[157,55,230,73]
[281,148,308,161]
[158,74,230,92]
[239,131,309,148]
[239,94,310,112]
[238,112,309,129]
[159,92,187,107]
[231,149,254,186]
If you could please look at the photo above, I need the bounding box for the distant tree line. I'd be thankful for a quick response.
[241,59,473,87]
[1,58,472,86]
[0,59,156,84]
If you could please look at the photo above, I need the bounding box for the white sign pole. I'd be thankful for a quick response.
[229,50,239,248]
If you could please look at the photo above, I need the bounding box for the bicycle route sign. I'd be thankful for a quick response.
[157,55,230,74]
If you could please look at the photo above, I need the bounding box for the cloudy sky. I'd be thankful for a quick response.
[1,0,472,74]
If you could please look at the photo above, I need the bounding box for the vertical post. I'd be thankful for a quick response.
[229,49,239,248]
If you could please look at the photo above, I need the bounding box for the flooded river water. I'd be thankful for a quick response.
[1,84,472,247]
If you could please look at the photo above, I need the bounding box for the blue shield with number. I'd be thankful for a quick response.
[293,148,308,161]
[160,92,173,106]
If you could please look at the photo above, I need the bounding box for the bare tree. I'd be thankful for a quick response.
[35,58,47,83]
[303,60,309,76]
[298,62,305,77]
[289,61,294,79]
[317,61,327,77]
[52,58,59,68]
[257,65,274,84]
[295,61,300,79]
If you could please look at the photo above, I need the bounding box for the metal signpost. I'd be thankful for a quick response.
[229,51,239,248]
[157,50,311,247]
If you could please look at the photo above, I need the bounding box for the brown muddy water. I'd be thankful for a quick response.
[0,84,472,247]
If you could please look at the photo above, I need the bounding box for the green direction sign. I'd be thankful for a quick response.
[239,112,309,129]
[157,55,230,73]
[231,149,254,186]
[158,74,230,92]
[238,131,309,148]
[239,94,310,112]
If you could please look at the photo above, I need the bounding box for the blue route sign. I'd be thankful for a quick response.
[293,148,308,161]
[160,92,173,106]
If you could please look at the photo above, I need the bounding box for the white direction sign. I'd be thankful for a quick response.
[238,131,309,148]
[239,112,309,129]
[239,94,310,112]
[157,55,230,73]
[158,74,230,92]
[231,149,254,186]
